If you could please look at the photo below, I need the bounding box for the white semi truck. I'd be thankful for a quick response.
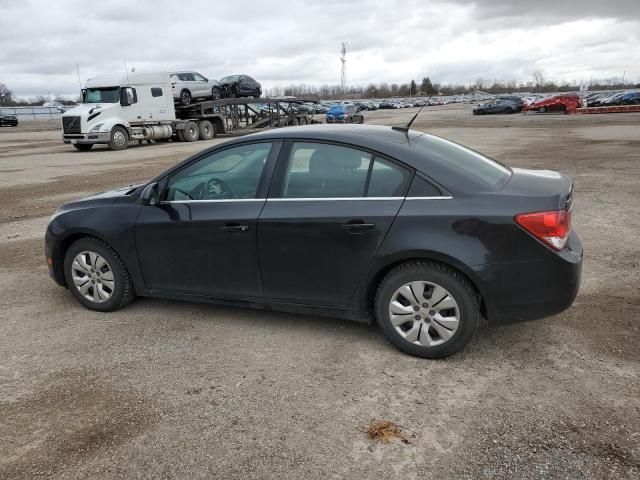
[61,72,318,151]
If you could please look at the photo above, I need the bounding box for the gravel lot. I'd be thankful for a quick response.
[0,105,638,479]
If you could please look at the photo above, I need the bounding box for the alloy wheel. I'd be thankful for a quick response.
[388,281,460,347]
[71,251,115,303]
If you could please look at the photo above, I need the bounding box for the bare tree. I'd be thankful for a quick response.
[0,83,13,106]
[533,70,546,90]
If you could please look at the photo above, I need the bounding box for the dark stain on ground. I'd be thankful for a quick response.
[0,369,160,479]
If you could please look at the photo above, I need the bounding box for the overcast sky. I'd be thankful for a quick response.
[1,0,639,98]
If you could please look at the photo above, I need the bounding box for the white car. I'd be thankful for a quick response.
[170,71,221,106]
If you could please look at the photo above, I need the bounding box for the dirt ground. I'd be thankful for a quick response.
[0,105,638,479]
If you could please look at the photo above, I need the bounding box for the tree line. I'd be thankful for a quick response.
[2,72,638,106]
[266,72,639,99]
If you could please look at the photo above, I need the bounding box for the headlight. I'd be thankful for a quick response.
[90,123,105,132]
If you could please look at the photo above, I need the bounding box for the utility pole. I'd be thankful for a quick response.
[340,43,347,95]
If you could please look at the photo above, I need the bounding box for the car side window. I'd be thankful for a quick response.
[193,73,206,82]
[166,143,272,201]
[282,143,372,198]
[367,158,411,197]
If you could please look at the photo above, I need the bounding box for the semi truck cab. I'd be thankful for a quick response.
[61,72,176,151]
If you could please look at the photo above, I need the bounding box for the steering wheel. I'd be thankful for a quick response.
[204,178,235,200]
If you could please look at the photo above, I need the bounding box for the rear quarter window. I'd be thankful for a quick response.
[412,134,511,190]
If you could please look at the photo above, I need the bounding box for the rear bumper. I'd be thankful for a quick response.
[63,133,110,144]
[475,231,583,324]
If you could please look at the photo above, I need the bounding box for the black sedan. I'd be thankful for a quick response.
[45,125,582,358]
[219,74,261,98]
[0,112,19,126]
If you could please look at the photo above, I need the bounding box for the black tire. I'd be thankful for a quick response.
[211,87,221,100]
[73,143,93,151]
[538,106,547,113]
[291,117,299,126]
[506,107,514,114]
[108,126,129,151]
[375,261,479,358]
[181,121,199,142]
[63,237,135,312]
[176,129,185,142]
[254,89,261,99]
[358,115,365,124]
[180,90,192,106]
[476,110,486,115]
[198,120,214,140]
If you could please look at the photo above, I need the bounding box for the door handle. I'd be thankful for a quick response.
[341,221,375,233]
[221,224,249,233]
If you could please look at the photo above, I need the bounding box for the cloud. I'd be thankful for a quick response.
[0,0,638,98]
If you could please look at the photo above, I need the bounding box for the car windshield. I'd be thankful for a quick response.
[328,105,346,113]
[85,87,120,103]
[413,134,511,189]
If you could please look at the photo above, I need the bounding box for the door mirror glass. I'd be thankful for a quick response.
[141,182,159,206]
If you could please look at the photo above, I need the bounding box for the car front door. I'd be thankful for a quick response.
[192,73,208,97]
[257,141,412,307]
[135,141,280,299]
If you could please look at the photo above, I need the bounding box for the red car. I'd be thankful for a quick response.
[525,94,582,113]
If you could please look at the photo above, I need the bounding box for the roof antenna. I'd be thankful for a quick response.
[392,106,423,134]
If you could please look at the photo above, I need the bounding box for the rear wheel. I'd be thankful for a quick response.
[73,144,93,151]
[198,120,214,140]
[375,261,479,358]
[63,237,135,312]
[108,126,128,151]
[181,121,199,142]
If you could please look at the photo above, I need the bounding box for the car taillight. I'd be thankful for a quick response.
[515,209,572,251]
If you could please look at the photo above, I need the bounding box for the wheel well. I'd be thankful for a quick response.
[54,233,117,287]
[365,257,488,319]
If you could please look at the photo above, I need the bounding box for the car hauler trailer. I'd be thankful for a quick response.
[61,72,318,151]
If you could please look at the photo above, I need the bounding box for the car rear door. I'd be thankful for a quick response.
[135,141,280,299]
[257,141,412,307]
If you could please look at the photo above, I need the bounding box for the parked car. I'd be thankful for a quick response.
[473,99,520,115]
[219,74,262,98]
[45,124,582,358]
[524,94,582,113]
[170,71,222,106]
[496,96,524,112]
[0,110,18,127]
[620,91,640,105]
[325,104,364,124]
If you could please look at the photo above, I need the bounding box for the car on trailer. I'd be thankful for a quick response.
[219,75,262,98]
[170,71,222,106]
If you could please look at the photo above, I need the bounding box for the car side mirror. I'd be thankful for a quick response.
[141,182,159,206]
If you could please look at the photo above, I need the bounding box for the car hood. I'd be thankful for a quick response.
[53,184,143,216]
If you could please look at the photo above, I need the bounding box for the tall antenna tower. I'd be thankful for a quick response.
[340,42,347,94]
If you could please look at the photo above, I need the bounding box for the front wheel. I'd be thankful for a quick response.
[375,261,479,358]
[180,90,192,106]
[73,143,93,151]
[63,237,135,312]
[538,106,547,113]
[211,87,221,100]
[108,126,128,151]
